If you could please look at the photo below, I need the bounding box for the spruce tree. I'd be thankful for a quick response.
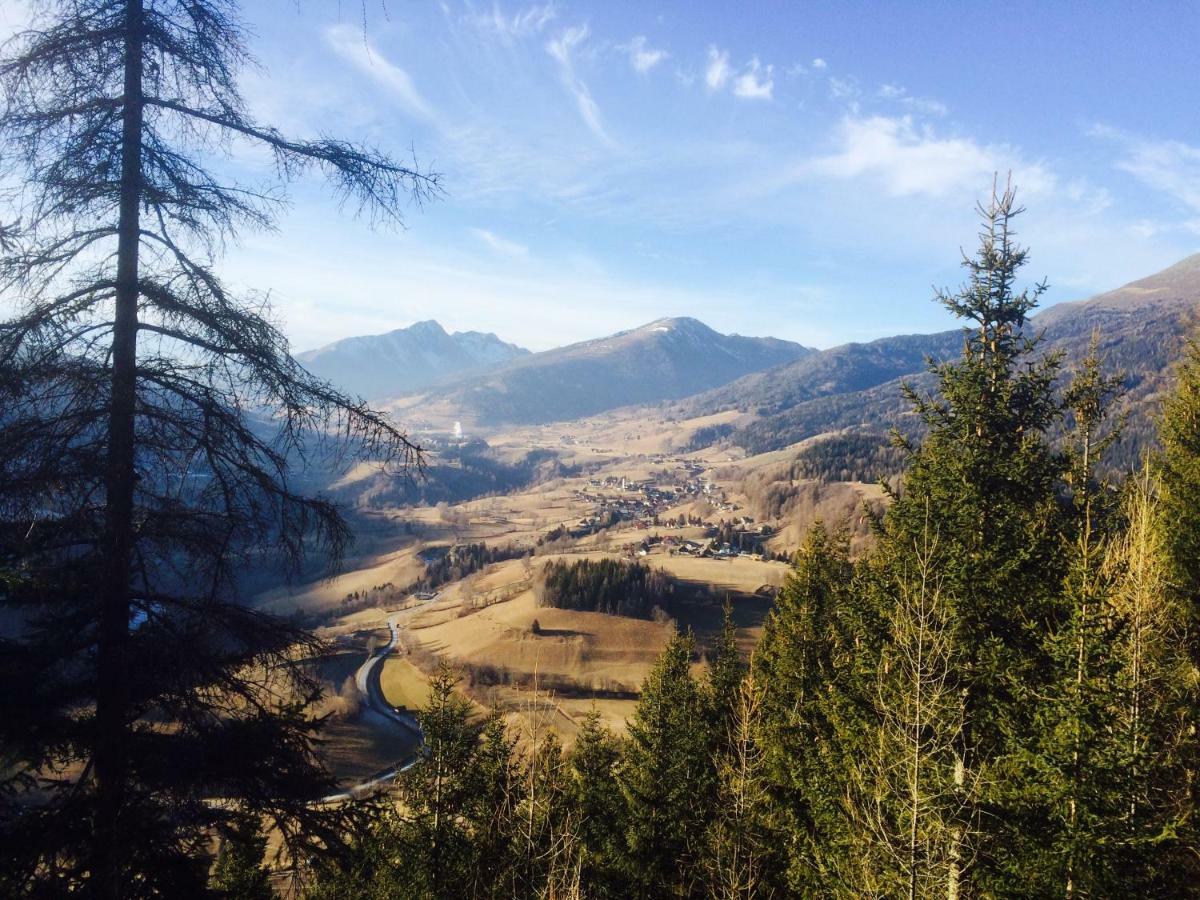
[619,628,713,897]
[467,714,520,899]
[209,815,274,900]
[707,599,746,739]
[567,709,628,898]
[389,662,482,898]
[1160,330,1200,649]
[1026,336,1127,895]
[881,182,1065,893]
[752,522,875,893]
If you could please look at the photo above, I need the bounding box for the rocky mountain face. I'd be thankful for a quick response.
[405,317,813,426]
[295,320,529,400]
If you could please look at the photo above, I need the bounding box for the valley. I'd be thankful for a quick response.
[281,255,1200,791]
[271,405,880,781]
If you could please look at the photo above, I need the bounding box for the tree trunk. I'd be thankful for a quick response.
[93,0,143,894]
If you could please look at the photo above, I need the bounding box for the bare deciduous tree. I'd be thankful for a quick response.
[849,507,978,899]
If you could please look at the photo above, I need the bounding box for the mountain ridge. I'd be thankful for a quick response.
[296,319,529,400]
[685,253,1200,465]
[395,316,813,426]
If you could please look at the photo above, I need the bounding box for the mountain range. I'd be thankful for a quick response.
[307,254,1200,462]
[364,317,807,426]
[296,320,529,399]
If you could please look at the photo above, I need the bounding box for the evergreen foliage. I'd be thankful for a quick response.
[536,558,674,618]
[618,629,714,897]
[567,709,628,898]
[752,522,877,892]
[209,816,274,900]
[880,183,1068,893]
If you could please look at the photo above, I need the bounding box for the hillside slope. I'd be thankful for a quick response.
[684,254,1200,465]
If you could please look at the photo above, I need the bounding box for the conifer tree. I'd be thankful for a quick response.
[752,522,875,892]
[390,662,482,898]
[467,713,520,899]
[1027,336,1127,895]
[707,599,746,738]
[882,181,1065,893]
[1160,330,1200,647]
[0,0,436,892]
[209,815,274,900]
[1102,465,1198,892]
[619,628,713,897]
[567,709,627,898]
[707,672,776,900]
[515,731,574,897]
[848,503,973,899]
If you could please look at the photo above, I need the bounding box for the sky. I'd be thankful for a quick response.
[6,1,1200,352]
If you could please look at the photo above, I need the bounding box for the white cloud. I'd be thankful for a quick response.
[807,115,1054,199]
[811,57,827,70]
[463,3,556,41]
[1092,125,1200,214]
[705,46,731,91]
[732,57,773,100]
[325,24,433,119]
[546,25,614,146]
[624,35,668,73]
[471,227,529,258]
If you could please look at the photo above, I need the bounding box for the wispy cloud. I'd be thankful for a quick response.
[705,46,731,91]
[623,35,668,73]
[878,83,948,117]
[546,24,615,146]
[325,24,433,119]
[811,57,827,70]
[733,57,773,100]
[463,2,556,42]
[1091,124,1200,214]
[471,227,530,258]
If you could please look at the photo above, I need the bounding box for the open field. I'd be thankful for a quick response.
[379,657,431,712]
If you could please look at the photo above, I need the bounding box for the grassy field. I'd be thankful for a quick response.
[379,657,431,711]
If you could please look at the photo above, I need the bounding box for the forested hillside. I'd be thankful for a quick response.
[680,254,1200,471]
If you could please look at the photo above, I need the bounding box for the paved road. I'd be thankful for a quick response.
[320,614,424,803]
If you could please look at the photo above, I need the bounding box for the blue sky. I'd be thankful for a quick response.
[7,1,1200,352]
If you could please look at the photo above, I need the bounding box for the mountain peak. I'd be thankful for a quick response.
[296,319,529,400]
[404,319,449,337]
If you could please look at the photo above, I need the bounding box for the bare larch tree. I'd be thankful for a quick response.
[0,0,438,895]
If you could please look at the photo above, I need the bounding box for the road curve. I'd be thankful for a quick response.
[319,614,424,803]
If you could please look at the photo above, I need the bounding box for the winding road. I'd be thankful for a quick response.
[320,614,425,803]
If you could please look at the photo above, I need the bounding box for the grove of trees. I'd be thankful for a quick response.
[535,558,676,619]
